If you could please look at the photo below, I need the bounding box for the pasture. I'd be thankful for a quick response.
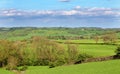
[57,39,117,57]
[0,27,120,74]
[26,59,120,74]
[1,60,120,74]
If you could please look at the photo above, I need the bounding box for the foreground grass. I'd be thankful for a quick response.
[26,60,120,74]
[0,69,14,74]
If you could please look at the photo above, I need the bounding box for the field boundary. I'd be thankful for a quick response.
[55,41,119,45]
[75,55,120,64]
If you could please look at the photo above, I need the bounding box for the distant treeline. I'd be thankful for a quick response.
[0,27,120,40]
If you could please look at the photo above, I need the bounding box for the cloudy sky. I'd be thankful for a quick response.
[0,0,120,28]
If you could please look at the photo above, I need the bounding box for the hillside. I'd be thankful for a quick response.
[26,59,120,74]
[0,27,120,40]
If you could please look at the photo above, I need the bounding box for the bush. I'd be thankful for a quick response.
[49,63,56,68]
[19,66,28,71]
[5,65,17,70]
[38,59,50,66]
[67,44,79,64]
[49,60,65,68]
[77,54,93,62]
[115,46,120,57]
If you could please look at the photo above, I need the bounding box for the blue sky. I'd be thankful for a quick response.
[0,0,120,10]
[0,0,120,28]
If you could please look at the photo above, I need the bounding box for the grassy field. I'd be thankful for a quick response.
[0,69,14,74]
[61,44,117,57]
[1,60,120,74]
[58,39,117,57]
[25,59,120,74]
[0,28,120,74]
[79,44,116,57]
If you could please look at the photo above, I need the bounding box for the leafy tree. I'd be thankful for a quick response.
[94,36,99,43]
[67,44,79,64]
[102,32,117,44]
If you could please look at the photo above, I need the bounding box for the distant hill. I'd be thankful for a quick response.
[0,27,120,40]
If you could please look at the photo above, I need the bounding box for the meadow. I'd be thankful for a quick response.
[1,59,120,74]
[0,27,120,74]
[56,39,117,57]
[25,59,120,74]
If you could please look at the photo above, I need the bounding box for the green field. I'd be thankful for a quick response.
[61,44,116,57]
[0,69,14,74]
[57,39,117,57]
[1,60,120,74]
[25,59,120,74]
[0,27,120,74]
[79,44,116,57]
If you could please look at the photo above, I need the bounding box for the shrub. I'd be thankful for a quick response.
[6,56,18,70]
[49,62,56,68]
[115,46,120,57]
[5,65,17,70]
[77,53,93,62]
[19,66,28,71]
[67,44,79,64]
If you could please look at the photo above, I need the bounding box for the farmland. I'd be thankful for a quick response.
[0,27,120,74]
[1,59,120,74]
[26,59,120,74]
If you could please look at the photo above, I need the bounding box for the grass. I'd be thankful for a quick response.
[1,60,120,74]
[55,39,117,57]
[0,68,14,74]
[79,44,117,57]
[26,59,120,74]
[62,43,117,57]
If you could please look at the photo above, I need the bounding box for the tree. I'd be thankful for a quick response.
[67,44,79,64]
[0,40,11,67]
[102,32,117,44]
[31,36,66,66]
[94,36,99,43]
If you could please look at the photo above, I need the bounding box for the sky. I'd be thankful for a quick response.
[0,0,120,28]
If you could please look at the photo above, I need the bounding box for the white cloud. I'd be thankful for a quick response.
[0,7,120,28]
[87,7,112,11]
[75,6,81,9]
[0,7,120,17]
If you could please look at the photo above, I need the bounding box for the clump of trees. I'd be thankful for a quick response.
[93,32,118,44]
[0,36,92,70]
[102,32,117,44]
